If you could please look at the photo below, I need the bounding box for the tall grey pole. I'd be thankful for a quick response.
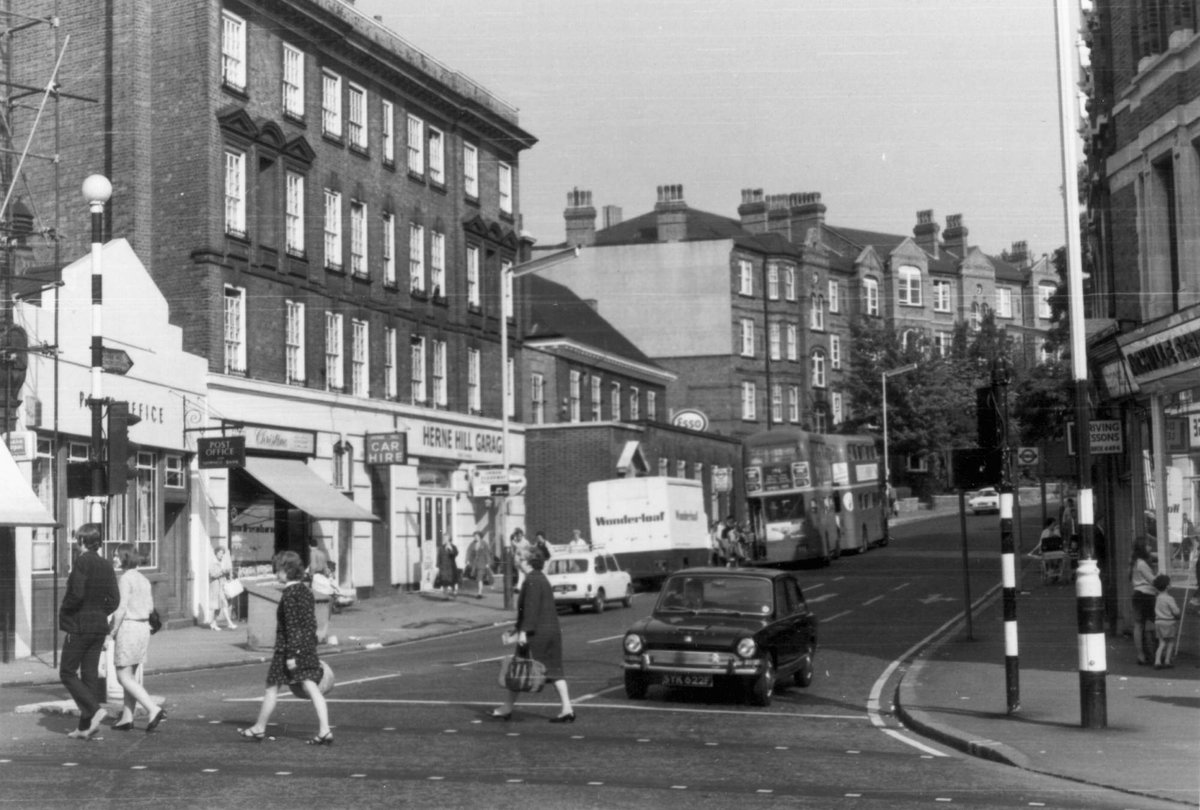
[1053,0,1105,728]
[994,358,1018,713]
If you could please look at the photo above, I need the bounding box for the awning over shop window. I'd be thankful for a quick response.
[0,440,55,526]
[241,457,379,522]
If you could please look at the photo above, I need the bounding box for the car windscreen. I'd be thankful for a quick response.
[546,558,588,575]
[656,575,773,616]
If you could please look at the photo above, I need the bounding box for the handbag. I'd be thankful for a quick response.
[148,608,162,635]
[498,650,546,693]
[223,578,245,599]
[288,659,335,698]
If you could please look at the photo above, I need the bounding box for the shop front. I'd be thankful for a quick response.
[204,376,525,601]
[12,239,207,655]
[1113,311,1200,595]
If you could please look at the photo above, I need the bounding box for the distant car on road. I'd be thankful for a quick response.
[545,546,633,614]
[621,567,817,707]
[968,488,1000,515]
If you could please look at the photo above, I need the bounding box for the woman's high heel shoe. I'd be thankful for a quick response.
[111,720,134,732]
[306,732,334,746]
[237,728,266,742]
[549,712,576,724]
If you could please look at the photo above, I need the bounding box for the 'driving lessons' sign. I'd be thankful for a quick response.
[1066,420,1123,456]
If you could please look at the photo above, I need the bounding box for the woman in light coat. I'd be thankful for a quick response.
[109,543,166,732]
[208,545,237,630]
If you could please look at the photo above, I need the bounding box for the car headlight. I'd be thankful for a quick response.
[623,634,644,655]
[735,637,758,659]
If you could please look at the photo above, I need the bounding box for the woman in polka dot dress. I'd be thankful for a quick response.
[237,551,332,745]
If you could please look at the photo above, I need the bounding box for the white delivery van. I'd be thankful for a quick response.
[586,477,710,585]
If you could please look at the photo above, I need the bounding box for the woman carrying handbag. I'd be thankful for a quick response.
[491,546,575,723]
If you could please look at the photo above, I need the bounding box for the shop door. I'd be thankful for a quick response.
[370,466,390,596]
[0,529,13,662]
[417,494,453,588]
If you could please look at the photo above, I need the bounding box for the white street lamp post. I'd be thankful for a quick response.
[82,174,112,524]
[881,363,918,495]
[497,245,581,607]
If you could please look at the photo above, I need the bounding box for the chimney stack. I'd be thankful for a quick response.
[564,187,597,247]
[766,193,791,236]
[789,192,826,247]
[738,188,767,234]
[655,184,688,242]
[913,209,939,258]
[943,214,968,257]
[1009,240,1029,268]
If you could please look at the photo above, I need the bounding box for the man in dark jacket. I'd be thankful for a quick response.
[59,523,119,738]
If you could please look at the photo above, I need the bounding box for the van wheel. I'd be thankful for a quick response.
[622,584,633,608]
[592,589,606,614]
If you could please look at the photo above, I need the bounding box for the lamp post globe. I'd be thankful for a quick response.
[82,174,112,208]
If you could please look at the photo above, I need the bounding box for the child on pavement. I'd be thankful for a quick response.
[1153,574,1180,669]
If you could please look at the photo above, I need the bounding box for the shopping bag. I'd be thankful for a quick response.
[223,578,245,599]
[498,653,546,693]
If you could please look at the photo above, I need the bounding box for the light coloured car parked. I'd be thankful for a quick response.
[545,547,634,613]
[968,488,1000,515]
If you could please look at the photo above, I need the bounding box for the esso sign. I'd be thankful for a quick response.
[671,409,709,432]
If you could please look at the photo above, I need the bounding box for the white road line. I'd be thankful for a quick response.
[823,610,852,622]
[806,593,839,604]
[453,655,508,668]
[862,595,886,606]
[866,581,1003,757]
[804,583,826,591]
[890,582,912,592]
[222,695,866,720]
[336,673,406,687]
[587,634,625,644]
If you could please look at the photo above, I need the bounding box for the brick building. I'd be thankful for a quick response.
[7,0,540,624]
[519,274,742,539]
[535,185,1059,486]
[1079,0,1200,626]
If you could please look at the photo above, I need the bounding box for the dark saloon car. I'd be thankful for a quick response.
[621,567,817,707]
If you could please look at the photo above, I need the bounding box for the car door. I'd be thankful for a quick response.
[770,577,805,673]
[604,554,625,597]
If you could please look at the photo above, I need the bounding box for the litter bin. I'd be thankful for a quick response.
[243,580,330,649]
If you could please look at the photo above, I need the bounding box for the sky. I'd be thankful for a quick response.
[354,0,1070,260]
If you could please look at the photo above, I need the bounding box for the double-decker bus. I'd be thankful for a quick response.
[743,428,886,565]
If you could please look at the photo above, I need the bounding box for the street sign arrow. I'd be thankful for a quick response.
[101,347,134,375]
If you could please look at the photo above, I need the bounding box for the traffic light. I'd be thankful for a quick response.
[106,401,141,495]
[976,386,1002,450]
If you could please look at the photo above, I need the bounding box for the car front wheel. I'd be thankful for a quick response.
[749,658,775,707]
[794,645,815,688]
[622,584,633,608]
[592,589,606,614]
[624,671,648,700]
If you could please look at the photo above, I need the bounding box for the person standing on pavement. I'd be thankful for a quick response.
[59,523,120,739]
[1152,573,1180,668]
[436,533,459,599]
[208,545,237,631]
[533,531,553,560]
[108,543,166,732]
[237,551,332,746]
[468,531,493,599]
[491,547,574,723]
[1130,539,1158,665]
[510,528,530,591]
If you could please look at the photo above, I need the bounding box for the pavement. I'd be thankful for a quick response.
[3,505,1198,808]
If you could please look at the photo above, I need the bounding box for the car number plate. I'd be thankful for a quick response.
[662,673,713,688]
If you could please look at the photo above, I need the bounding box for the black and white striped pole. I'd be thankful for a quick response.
[1053,0,1106,728]
[993,357,1019,714]
[82,174,111,525]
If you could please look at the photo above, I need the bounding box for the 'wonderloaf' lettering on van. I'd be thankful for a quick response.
[675,510,700,522]
[595,512,666,526]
